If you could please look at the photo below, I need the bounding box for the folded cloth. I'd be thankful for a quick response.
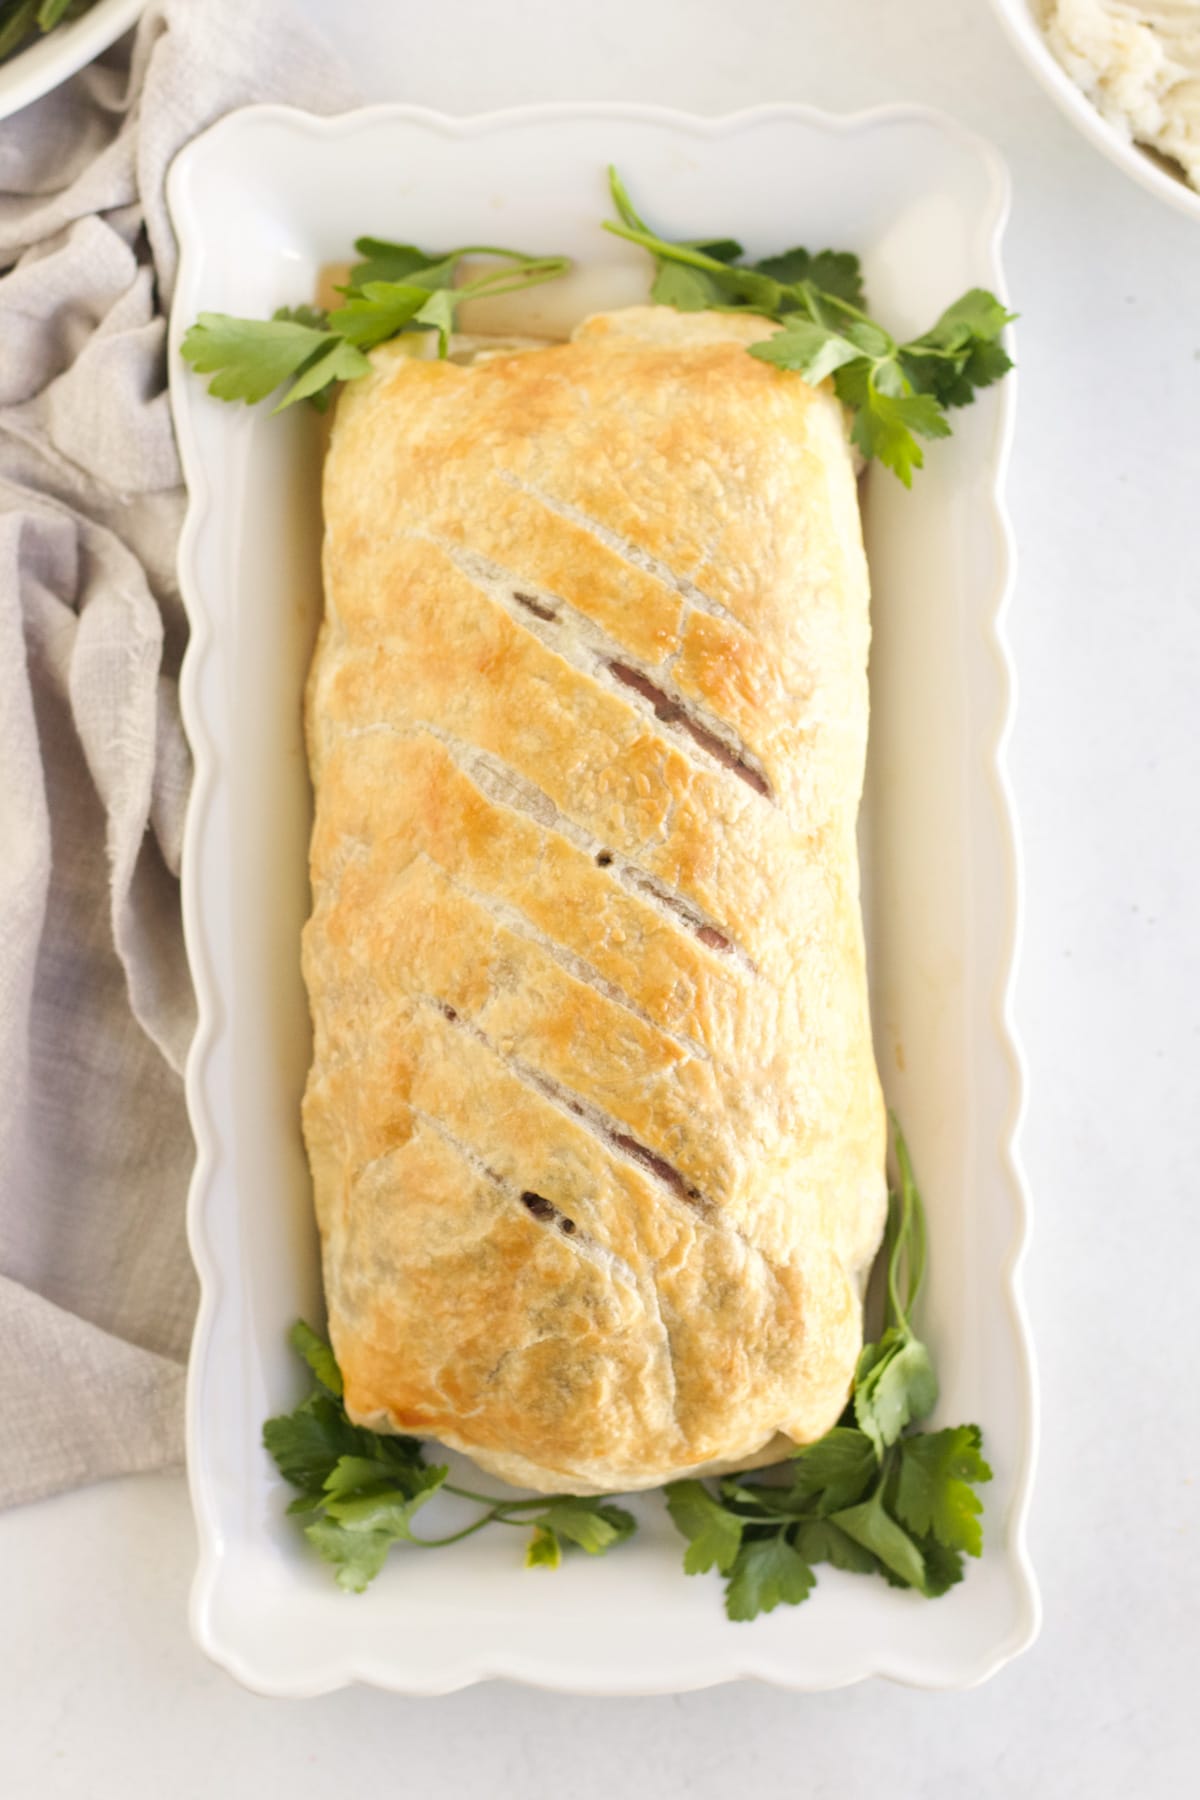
[0,0,355,1510]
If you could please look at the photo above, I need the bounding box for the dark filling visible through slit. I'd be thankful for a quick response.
[626,869,735,958]
[695,924,732,951]
[513,591,559,623]
[521,1190,577,1234]
[436,1005,712,1221]
[610,1134,705,1207]
[606,660,771,799]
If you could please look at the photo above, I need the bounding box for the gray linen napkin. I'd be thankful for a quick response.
[0,0,355,1509]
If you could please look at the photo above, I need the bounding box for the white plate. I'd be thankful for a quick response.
[0,0,143,122]
[168,101,1039,1698]
[989,0,1200,222]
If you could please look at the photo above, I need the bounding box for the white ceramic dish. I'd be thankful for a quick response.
[0,0,142,121]
[168,101,1039,1698]
[989,0,1200,221]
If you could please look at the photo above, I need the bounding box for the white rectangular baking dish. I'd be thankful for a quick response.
[168,101,1039,1696]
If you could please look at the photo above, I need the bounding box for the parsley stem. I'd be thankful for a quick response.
[457,258,571,303]
[887,1118,928,1329]
[797,282,876,331]
[442,1483,549,1509]
[885,1119,914,1332]
[409,1498,584,1546]
[450,245,565,263]
[407,1516,496,1548]
[899,1131,928,1320]
[885,1191,909,1333]
[601,219,736,274]
[443,1481,623,1513]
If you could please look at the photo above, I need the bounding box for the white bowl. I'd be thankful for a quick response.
[0,0,143,122]
[989,0,1200,222]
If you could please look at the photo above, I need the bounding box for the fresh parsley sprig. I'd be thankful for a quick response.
[181,239,571,414]
[663,1122,992,1621]
[262,1320,636,1592]
[604,168,1015,486]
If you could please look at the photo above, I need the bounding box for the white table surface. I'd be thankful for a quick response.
[3,0,1198,1793]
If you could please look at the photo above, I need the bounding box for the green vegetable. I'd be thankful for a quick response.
[662,1121,992,1620]
[603,167,1014,486]
[894,1423,991,1559]
[788,1425,878,1511]
[524,1525,561,1570]
[725,1535,815,1621]
[851,1125,938,1456]
[0,0,91,62]
[181,172,1013,479]
[262,1321,635,1593]
[665,1479,744,1575]
[178,312,368,412]
[286,1317,343,1396]
[180,241,571,413]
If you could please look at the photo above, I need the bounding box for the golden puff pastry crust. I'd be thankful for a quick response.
[302,305,887,1494]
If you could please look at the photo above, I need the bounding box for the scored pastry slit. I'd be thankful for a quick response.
[603,661,773,799]
[413,950,734,1216]
[429,533,777,805]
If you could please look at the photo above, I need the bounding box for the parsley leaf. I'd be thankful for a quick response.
[344,237,445,289]
[322,1464,448,1533]
[271,302,330,332]
[665,1478,745,1574]
[894,1425,993,1557]
[605,167,1014,484]
[651,263,725,312]
[900,289,1014,408]
[262,1391,371,1492]
[328,281,434,349]
[321,1454,396,1498]
[527,1498,637,1555]
[288,1319,343,1396]
[263,1322,637,1592]
[180,313,365,408]
[853,1326,938,1456]
[725,1535,816,1621]
[752,247,865,307]
[525,1525,562,1569]
[829,1485,926,1590]
[915,1534,968,1598]
[305,1518,394,1593]
[848,389,953,489]
[285,1432,449,1594]
[789,1426,878,1512]
[716,1477,801,1519]
[794,1517,880,1575]
[410,288,459,357]
[751,317,864,388]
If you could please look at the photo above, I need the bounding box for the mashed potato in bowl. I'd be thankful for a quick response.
[1040,2,1200,190]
